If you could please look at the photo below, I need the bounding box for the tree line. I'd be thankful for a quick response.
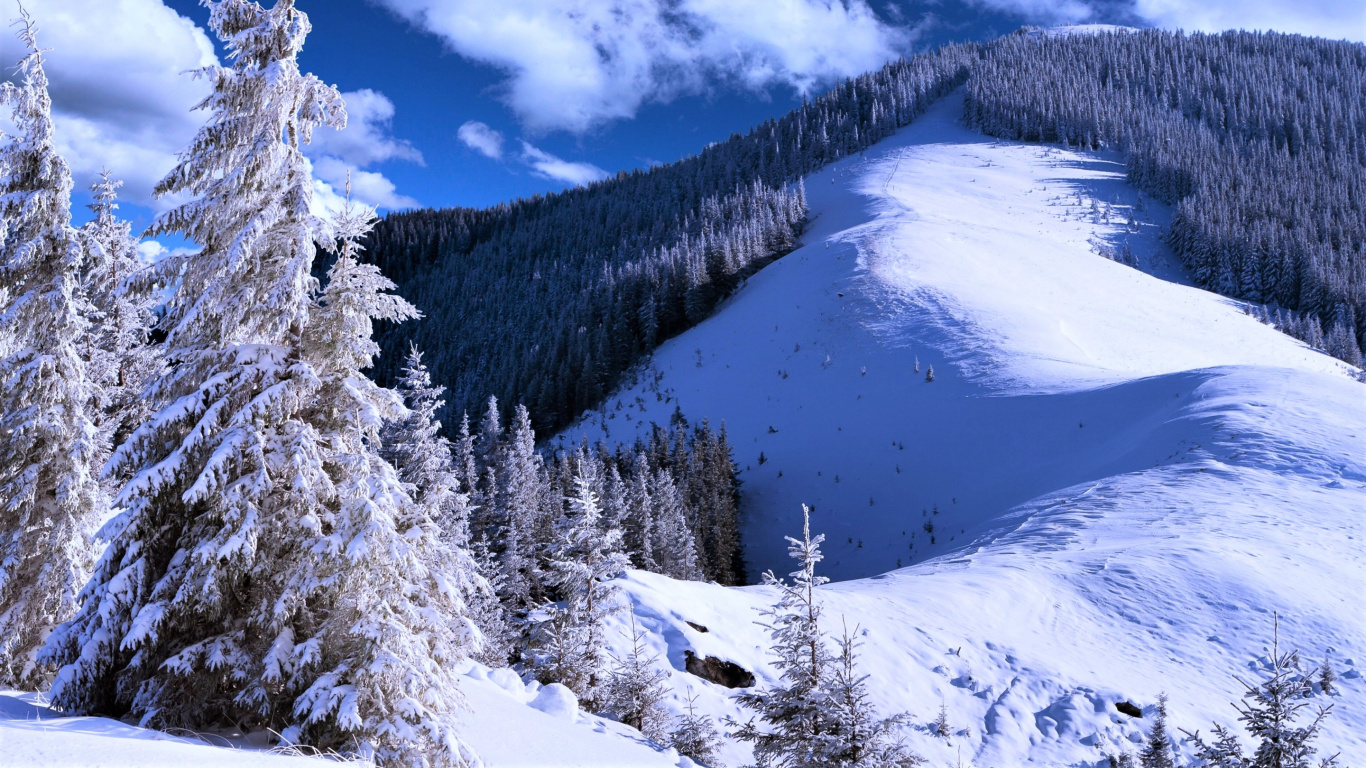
[965,28,1366,368]
[362,44,979,437]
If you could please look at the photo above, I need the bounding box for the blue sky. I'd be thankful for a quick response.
[7,0,1364,241]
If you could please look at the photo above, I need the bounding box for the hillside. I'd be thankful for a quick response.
[557,90,1366,766]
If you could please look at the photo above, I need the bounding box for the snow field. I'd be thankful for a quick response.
[564,90,1366,766]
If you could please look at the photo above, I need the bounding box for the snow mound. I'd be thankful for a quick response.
[564,90,1366,767]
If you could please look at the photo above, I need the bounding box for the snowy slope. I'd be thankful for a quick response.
[560,91,1366,766]
[2,660,694,768]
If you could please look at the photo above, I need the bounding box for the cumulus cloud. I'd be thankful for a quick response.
[304,89,424,210]
[0,0,217,207]
[306,88,423,168]
[1131,0,1365,42]
[1,2,421,214]
[374,0,913,133]
[969,0,1365,41]
[457,120,505,159]
[519,141,609,187]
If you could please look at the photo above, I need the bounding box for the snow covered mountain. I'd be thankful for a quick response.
[554,90,1366,767]
[5,87,1362,767]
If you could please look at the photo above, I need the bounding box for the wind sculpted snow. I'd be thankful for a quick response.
[562,90,1366,766]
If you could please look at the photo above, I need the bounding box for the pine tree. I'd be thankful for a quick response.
[1183,617,1339,768]
[43,4,483,764]
[824,620,921,767]
[534,475,630,711]
[649,467,703,581]
[0,11,105,689]
[729,504,834,768]
[283,190,482,765]
[79,171,163,460]
[384,344,468,545]
[672,686,724,767]
[606,606,670,743]
[1139,694,1174,768]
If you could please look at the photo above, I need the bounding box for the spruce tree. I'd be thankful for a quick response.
[1184,618,1339,768]
[1139,694,1174,768]
[606,606,670,743]
[385,344,467,545]
[672,686,724,767]
[79,171,163,461]
[824,621,921,767]
[0,11,105,689]
[283,187,482,765]
[648,467,703,581]
[534,475,629,711]
[43,4,483,764]
[729,504,833,767]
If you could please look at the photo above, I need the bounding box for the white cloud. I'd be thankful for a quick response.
[0,0,217,207]
[457,120,505,159]
[310,156,421,211]
[1131,0,1365,42]
[969,0,1365,41]
[519,141,609,187]
[374,0,912,133]
[305,88,423,168]
[303,89,424,211]
[0,2,421,214]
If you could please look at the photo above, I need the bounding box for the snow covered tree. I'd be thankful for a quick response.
[729,504,834,768]
[1139,694,1174,768]
[649,467,702,581]
[495,404,542,609]
[533,475,630,711]
[823,621,921,767]
[43,4,482,765]
[606,606,670,743]
[79,171,163,459]
[623,452,656,570]
[384,344,468,545]
[1183,618,1339,768]
[672,686,724,767]
[275,187,482,766]
[0,11,104,689]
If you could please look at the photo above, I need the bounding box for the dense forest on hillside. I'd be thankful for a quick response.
[966,29,1366,366]
[367,29,1365,448]
[364,45,978,435]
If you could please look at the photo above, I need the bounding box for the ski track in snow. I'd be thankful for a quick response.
[4,89,1363,767]
[559,90,1366,768]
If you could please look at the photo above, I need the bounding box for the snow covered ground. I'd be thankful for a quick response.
[6,89,1362,767]
[559,90,1366,766]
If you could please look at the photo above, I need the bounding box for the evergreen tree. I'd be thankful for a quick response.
[43,4,483,764]
[729,504,834,768]
[384,344,468,545]
[79,171,163,460]
[672,686,724,767]
[1183,618,1339,768]
[606,606,670,743]
[1139,694,1174,768]
[823,621,921,767]
[0,11,105,689]
[534,475,630,711]
[281,188,481,766]
[649,467,703,581]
